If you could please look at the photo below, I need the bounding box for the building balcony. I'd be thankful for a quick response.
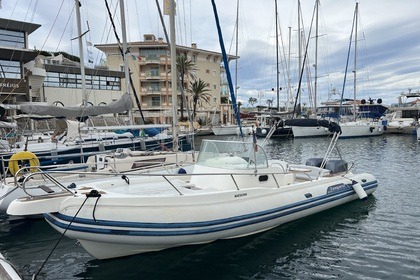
[138,55,170,65]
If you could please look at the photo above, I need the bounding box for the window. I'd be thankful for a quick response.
[0,29,25,49]
[139,49,166,61]
[149,66,160,77]
[213,83,217,90]
[212,70,217,77]
[206,69,210,74]
[192,55,196,62]
[148,82,160,92]
[0,60,21,79]
[151,96,160,106]
[44,72,121,90]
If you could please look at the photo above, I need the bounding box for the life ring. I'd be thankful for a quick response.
[8,151,40,176]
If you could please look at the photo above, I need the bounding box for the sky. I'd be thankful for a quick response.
[2,0,420,108]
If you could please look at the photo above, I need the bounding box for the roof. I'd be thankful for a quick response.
[0,47,38,62]
[0,18,41,34]
[95,40,238,59]
[44,64,125,78]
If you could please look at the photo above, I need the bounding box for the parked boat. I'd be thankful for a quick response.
[293,3,388,139]
[0,150,196,215]
[290,99,387,138]
[211,123,239,136]
[255,113,293,139]
[211,123,252,136]
[0,119,186,173]
[384,91,420,134]
[7,135,378,259]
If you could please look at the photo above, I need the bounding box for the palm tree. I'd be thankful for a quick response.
[248,97,258,107]
[188,79,211,120]
[176,54,196,120]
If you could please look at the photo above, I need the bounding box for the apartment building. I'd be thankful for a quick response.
[95,34,236,125]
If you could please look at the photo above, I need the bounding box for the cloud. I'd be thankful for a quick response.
[2,0,420,107]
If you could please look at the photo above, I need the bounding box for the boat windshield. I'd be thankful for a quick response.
[196,140,268,169]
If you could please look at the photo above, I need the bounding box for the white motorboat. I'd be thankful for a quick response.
[7,136,378,259]
[384,91,420,135]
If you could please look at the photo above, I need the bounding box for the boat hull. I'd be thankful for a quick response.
[292,126,330,138]
[339,121,384,138]
[211,125,239,135]
[41,174,377,259]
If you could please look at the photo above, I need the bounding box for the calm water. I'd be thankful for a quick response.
[1,134,419,280]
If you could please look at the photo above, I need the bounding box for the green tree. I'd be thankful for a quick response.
[188,79,211,119]
[176,54,196,120]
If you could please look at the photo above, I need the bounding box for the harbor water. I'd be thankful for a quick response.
[0,134,419,279]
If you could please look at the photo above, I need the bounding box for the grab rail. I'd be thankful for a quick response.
[9,165,299,199]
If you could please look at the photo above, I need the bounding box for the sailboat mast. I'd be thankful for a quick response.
[231,0,239,125]
[297,0,302,108]
[169,0,179,151]
[75,0,87,106]
[287,26,291,112]
[235,0,239,101]
[353,2,359,121]
[275,0,280,111]
[119,0,133,123]
[314,0,319,113]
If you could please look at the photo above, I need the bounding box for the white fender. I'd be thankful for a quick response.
[352,182,367,200]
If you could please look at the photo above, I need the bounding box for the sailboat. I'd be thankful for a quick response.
[291,2,387,138]
[6,0,377,262]
[288,0,335,139]
[255,0,293,140]
[332,3,387,138]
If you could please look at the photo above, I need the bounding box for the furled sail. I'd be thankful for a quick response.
[15,92,133,118]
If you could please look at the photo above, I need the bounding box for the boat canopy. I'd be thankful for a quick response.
[285,119,342,134]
